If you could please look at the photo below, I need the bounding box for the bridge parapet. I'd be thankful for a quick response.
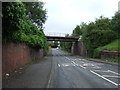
[45,32,68,37]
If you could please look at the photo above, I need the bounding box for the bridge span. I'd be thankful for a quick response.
[46,36,79,42]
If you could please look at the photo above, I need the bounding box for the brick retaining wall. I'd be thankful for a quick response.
[2,42,44,76]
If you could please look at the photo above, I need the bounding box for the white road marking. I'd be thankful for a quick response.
[93,70,120,75]
[71,63,75,66]
[58,64,60,67]
[72,61,86,69]
[79,64,86,69]
[92,66,101,69]
[47,76,52,88]
[90,70,119,86]
[102,75,120,78]
[72,59,78,60]
[93,70,110,72]
[72,61,76,65]
[108,70,120,75]
[65,57,70,60]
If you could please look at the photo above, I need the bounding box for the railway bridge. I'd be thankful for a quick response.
[45,32,80,55]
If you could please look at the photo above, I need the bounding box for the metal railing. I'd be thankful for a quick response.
[45,32,69,37]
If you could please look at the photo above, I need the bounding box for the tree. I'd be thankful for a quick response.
[2,2,48,50]
[111,12,120,38]
[95,16,111,30]
[2,2,26,40]
[23,0,47,29]
[72,25,83,37]
[60,34,72,52]
[81,16,116,57]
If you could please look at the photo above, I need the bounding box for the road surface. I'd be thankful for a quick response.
[3,48,120,89]
[48,48,120,88]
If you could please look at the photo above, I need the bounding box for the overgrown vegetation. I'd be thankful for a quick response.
[60,42,72,52]
[61,12,120,58]
[60,34,72,52]
[105,59,120,63]
[2,1,48,52]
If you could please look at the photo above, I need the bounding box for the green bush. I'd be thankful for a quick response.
[3,2,48,50]
[60,42,72,52]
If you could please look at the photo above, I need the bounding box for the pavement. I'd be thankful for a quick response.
[3,50,52,88]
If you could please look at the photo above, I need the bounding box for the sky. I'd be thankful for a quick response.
[43,0,120,36]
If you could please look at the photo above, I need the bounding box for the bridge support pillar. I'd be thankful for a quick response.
[71,42,79,55]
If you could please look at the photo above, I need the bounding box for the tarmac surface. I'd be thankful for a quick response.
[3,48,120,89]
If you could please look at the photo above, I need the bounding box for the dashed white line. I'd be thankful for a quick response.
[90,70,118,86]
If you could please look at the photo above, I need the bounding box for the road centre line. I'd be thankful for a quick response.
[90,70,118,86]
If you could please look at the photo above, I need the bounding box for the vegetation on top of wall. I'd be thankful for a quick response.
[93,39,120,58]
[2,1,48,50]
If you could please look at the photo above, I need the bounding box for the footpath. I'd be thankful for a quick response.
[3,51,52,88]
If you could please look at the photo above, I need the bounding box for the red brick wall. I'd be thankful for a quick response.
[101,51,120,59]
[2,42,44,76]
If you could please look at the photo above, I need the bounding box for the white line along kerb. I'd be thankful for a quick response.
[90,70,118,86]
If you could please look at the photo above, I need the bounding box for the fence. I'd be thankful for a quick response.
[101,50,120,59]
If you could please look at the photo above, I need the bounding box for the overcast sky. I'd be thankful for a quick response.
[43,0,119,36]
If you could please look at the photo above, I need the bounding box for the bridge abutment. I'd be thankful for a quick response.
[71,42,79,55]
[71,42,87,56]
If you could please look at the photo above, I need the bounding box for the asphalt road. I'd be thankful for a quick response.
[3,48,120,89]
[48,48,120,88]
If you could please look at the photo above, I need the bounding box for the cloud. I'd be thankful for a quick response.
[43,0,119,35]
